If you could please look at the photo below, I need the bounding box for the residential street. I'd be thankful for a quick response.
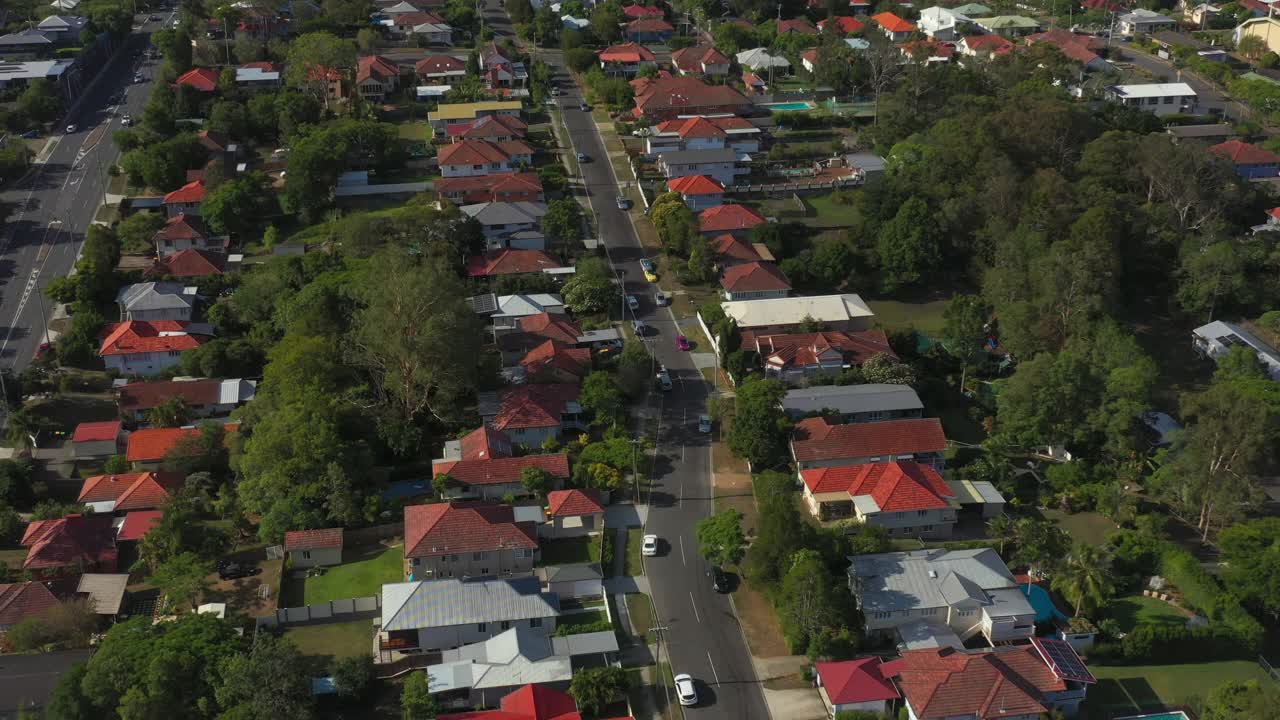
[1111,44,1247,119]
[0,16,167,374]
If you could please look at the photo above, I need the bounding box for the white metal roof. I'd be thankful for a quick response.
[1108,82,1195,98]
[722,293,874,328]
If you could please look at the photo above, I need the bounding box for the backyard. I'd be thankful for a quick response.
[1084,660,1273,717]
[1103,595,1192,633]
[556,609,610,635]
[280,544,403,607]
[283,618,376,660]
[538,535,603,566]
[1043,509,1118,548]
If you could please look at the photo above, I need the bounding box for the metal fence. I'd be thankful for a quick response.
[256,595,382,629]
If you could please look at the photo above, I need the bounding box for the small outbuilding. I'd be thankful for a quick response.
[283,528,344,568]
[71,421,124,459]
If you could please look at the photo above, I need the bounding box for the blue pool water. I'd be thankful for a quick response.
[1114,713,1191,720]
[1021,583,1068,623]
[762,101,815,111]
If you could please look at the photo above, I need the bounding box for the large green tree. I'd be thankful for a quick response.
[727,378,791,468]
[696,509,746,566]
[1217,517,1280,620]
[215,635,314,720]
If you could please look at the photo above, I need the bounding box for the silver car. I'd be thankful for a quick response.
[674,674,697,706]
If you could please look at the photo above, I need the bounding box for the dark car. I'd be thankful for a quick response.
[712,566,729,593]
[218,561,262,580]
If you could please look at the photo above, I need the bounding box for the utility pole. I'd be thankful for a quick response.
[650,622,674,713]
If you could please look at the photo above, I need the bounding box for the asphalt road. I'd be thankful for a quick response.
[1111,43,1247,120]
[0,14,170,374]
[480,3,770,715]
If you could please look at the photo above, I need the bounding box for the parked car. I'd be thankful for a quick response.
[579,102,590,111]
[639,258,655,273]
[133,72,144,83]
[576,152,588,162]
[675,335,690,351]
[121,115,132,126]
[34,342,51,360]
[656,368,673,391]
[698,414,713,433]
[626,295,639,312]
[550,86,561,96]
[642,534,659,556]
[654,290,669,306]
[632,320,646,335]
[674,674,698,706]
[616,196,631,210]
[712,566,729,593]
[217,560,261,580]
[643,269,657,282]
[18,130,40,139]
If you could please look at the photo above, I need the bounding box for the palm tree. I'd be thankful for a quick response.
[1052,544,1115,618]
[987,513,1014,557]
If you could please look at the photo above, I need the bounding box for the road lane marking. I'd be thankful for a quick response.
[679,535,686,566]
[707,652,721,686]
[681,444,685,461]
[689,592,700,622]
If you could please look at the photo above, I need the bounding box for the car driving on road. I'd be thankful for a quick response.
[642,534,658,556]
[698,414,713,433]
[656,368,673,391]
[65,124,77,133]
[712,565,729,593]
[626,295,639,312]
[675,674,698,706]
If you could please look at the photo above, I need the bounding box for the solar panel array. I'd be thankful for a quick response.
[1222,333,1250,348]
[1031,637,1096,684]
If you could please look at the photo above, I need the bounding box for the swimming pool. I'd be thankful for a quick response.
[1114,713,1191,720]
[1021,583,1068,623]
[761,101,816,111]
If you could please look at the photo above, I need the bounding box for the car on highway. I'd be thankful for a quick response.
[674,674,698,706]
[616,196,630,210]
[675,335,690,351]
[626,295,639,312]
[698,414,713,433]
[656,368,673,391]
[654,290,668,306]
[712,565,729,593]
[642,534,658,556]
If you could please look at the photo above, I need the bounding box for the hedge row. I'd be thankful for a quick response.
[1157,545,1264,654]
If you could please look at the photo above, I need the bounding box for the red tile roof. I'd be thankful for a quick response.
[175,67,219,92]
[117,378,222,413]
[98,320,208,357]
[459,426,515,461]
[881,646,1070,719]
[496,139,534,157]
[902,40,956,60]
[751,329,896,370]
[446,114,529,140]
[404,502,538,558]
[147,248,229,277]
[671,44,730,73]
[0,582,59,627]
[466,249,561,277]
[801,461,953,511]
[283,527,344,552]
[599,41,657,63]
[416,53,466,74]
[1026,29,1103,65]
[153,213,210,242]
[517,313,582,344]
[668,174,725,195]
[712,233,762,262]
[818,15,865,33]
[240,60,280,71]
[433,453,570,488]
[197,130,232,154]
[800,49,819,66]
[436,172,543,198]
[520,340,592,380]
[632,76,752,116]
[21,514,117,570]
[623,3,664,17]
[816,657,901,705]
[357,54,399,83]
[73,420,121,443]
[626,17,674,33]
[394,11,447,27]
[871,11,915,33]
[125,423,237,463]
[116,510,162,542]
[500,684,581,720]
[777,17,818,34]
[491,383,580,430]
[1209,139,1280,166]
[77,471,183,511]
[720,261,790,293]
[1268,207,1280,220]
[654,115,745,139]
[792,417,947,463]
[164,179,206,204]
[699,204,766,233]
[439,139,516,166]
[963,34,1014,54]
[546,488,604,517]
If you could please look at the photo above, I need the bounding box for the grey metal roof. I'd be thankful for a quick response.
[0,30,53,46]
[782,384,923,416]
[578,328,622,344]
[427,627,617,692]
[550,629,619,655]
[658,148,737,165]
[76,573,129,615]
[116,282,194,312]
[896,619,963,651]
[381,577,560,631]
[537,563,603,584]
[460,202,548,227]
[848,549,1023,615]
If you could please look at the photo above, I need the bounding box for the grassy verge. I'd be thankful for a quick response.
[625,527,643,577]
[284,619,374,660]
[538,535,603,566]
[301,544,403,605]
[625,592,654,645]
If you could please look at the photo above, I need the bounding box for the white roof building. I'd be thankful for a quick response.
[1193,320,1280,381]
[918,7,970,37]
[1106,82,1196,99]
[721,293,874,330]
[736,48,791,71]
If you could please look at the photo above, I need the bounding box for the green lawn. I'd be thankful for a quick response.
[556,609,610,634]
[1043,509,1117,547]
[625,528,644,577]
[1103,595,1191,634]
[1085,660,1271,717]
[397,122,431,140]
[625,593,654,644]
[866,299,951,335]
[538,535,603,566]
[302,545,404,605]
[801,193,861,228]
[284,619,375,660]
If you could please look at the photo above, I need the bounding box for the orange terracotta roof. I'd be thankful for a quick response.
[147,249,228,278]
[404,502,538,558]
[777,17,818,34]
[491,383,580,430]
[632,76,751,116]
[800,461,953,511]
[1209,139,1280,166]
[667,174,725,195]
[72,420,121,443]
[466,249,560,277]
[125,423,237,462]
[546,488,604,517]
[752,329,896,369]
[881,646,1070,719]
[175,67,219,91]
[283,528,344,551]
[439,139,515,166]
[459,426,514,461]
[720,261,791,293]
[432,453,570,487]
[871,11,915,33]
[97,320,208,357]
[163,179,206,204]
[712,233,762,262]
[357,54,399,83]
[77,471,182,511]
[599,41,656,63]
[699,204,766,232]
[818,15,865,33]
[416,53,466,74]
[520,340,591,380]
[153,213,209,242]
[792,417,947,463]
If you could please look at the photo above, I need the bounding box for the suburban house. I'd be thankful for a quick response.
[21,514,118,577]
[438,139,529,177]
[235,61,281,91]
[0,581,60,631]
[542,488,605,539]
[667,174,725,210]
[800,461,958,535]
[657,148,745,187]
[712,233,772,267]
[598,42,656,76]
[791,416,948,470]
[428,100,523,132]
[719,293,876,335]
[1235,15,1280,55]
[97,320,212,375]
[970,15,1040,36]
[782,384,924,423]
[466,249,563,278]
[899,40,957,63]
[1192,320,1280,380]
[379,577,559,654]
[671,43,731,77]
[746,330,896,383]
[777,17,818,34]
[424,636,617,711]
[698,203,767,237]
[848,548,1036,646]
[870,11,916,40]
[77,471,182,513]
[436,172,544,204]
[461,202,549,248]
[356,55,401,101]
[720,261,791,301]
[404,501,540,579]
[631,76,753,120]
[431,426,570,500]
[736,47,791,74]
[645,115,762,158]
[918,6,968,39]
[116,281,196,322]
[1117,8,1175,34]
[415,54,467,84]
[283,528,344,568]
[1209,139,1280,178]
[820,14,866,34]
[815,657,901,718]
[1025,29,1110,70]
[624,17,674,42]
[174,67,219,92]
[623,3,665,18]
[475,295,566,328]
[536,563,604,600]
[76,573,130,620]
[71,421,125,460]
[516,340,591,383]
[1104,83,1196,116]
[479,383,584,447]
[125,423,237,469]
[389,11,453,42]
[151,213,225,257]
[34,14,87,41]
[437,680,612,720]
[479,42,528,91]
[116,377,257,420]
[493,312,617,361]
[162,179,205,217]
[882,641,1094,719]
[959,33,1014,59]
[446,114,529,143]
[147,248,237,278]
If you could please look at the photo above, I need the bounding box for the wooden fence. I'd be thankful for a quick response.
[346,522,403,546]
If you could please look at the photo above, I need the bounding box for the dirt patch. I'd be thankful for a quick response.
[763,673,812,691]
[712,441,750,477]
[733,576,791,658]
[717,494,759,537]
[202,546,283,617]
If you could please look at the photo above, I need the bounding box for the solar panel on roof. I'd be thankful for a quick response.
[1221,333,1249,348]
[1032,637,1096,684]
[467,293,498,314]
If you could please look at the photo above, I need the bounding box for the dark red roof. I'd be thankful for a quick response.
[73,420,121,443]
[175,67,219,92]
[153,213,210,242]
[459,426,514,461]
[98,320,208,357]
[491,384,580,430]
[632,76,751,116]
[283,528,344,552]
[416,54,466,75]
[446,114,529,140]
[432,453,570,487]
[881,646,1070,719]
[816,657,901,705]
[791,417,947,463]
[466,249,561,277]
[546,489,604,517]
[164,179,206,204]
[1209,139,1280,166]
[21,515,117,570]
[520,340,591,380]
[599,42,657,63]
[77,471,183,511]
[404,502,539,558]
[712,233,762,262]
[517,313,581,344]
[818,15,865,33]
[148,249,229,278]
[357,54,399,83]
[720,261,791,293]
[623,3,664,17]
[699,204,766,233]
[801,461,953,512]
[437,172,542,198]
[626,17,674,32]
[117,378,222,413]
[0,582,59,627]
[964,34,1013,54]
[671,44,731,73]
[500,684,581,720]
[777,17,818,34]
[750,329,896,370]
[439,139,516,166]
[116,511,162,542]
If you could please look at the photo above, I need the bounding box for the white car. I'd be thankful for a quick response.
[65,124,77,133]
[674,674,697,706]
[642,534,658,556]
[626,295,639,312]
[121,114,132,126]
[654,290,668,306]
[698,415,713,433]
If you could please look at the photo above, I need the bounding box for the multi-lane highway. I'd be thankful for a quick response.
[0,14,168,373]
